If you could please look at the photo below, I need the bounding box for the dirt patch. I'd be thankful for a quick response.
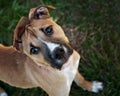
[62,24,87,52]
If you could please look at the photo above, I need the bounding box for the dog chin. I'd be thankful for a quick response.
[61,54,73,70]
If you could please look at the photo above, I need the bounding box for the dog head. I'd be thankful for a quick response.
[13,5,73,69]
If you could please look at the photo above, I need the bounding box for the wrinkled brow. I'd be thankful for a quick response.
[25,24,37,38]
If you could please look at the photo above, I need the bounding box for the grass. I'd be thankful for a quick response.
[0,0,120,96]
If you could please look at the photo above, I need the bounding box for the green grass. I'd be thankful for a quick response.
[0,0,120,96]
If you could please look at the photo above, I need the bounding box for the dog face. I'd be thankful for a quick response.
[13,6,73,69]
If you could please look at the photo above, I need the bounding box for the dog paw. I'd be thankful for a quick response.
[92,81,103,93]
[0,92,8,96]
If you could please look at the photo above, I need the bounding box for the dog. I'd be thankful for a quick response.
[0,6,103,96]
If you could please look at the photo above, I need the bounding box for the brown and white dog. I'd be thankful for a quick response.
[0,6,103,96]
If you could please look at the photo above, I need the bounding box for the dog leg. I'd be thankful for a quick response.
[74,71,103,93]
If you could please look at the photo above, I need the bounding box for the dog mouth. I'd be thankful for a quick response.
[42,41,73,69]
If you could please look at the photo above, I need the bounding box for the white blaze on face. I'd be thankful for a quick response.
[44,42,60,53]
[38,37,68,53]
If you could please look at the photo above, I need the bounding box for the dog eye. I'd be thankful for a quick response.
[41,25,54,36]
[30,44,40,55]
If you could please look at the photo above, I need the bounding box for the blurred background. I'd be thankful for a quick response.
[0,0,120,96]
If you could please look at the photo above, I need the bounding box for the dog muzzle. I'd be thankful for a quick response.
[42,41,73,69]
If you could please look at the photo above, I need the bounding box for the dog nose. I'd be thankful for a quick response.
[53,47,65,60]
[50,45,73,69]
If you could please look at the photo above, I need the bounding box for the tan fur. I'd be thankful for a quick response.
[0,6,102,96]
[0,45,82,96]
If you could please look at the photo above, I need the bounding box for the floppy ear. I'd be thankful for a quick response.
[29,5,56,20]
[13,17,30,51]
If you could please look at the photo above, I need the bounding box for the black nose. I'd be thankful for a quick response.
[53,47,65,60]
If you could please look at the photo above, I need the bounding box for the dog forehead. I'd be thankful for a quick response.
[30,18,56,27]
[29,18,69,42]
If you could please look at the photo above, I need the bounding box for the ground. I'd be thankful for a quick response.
[0,0,120,96]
